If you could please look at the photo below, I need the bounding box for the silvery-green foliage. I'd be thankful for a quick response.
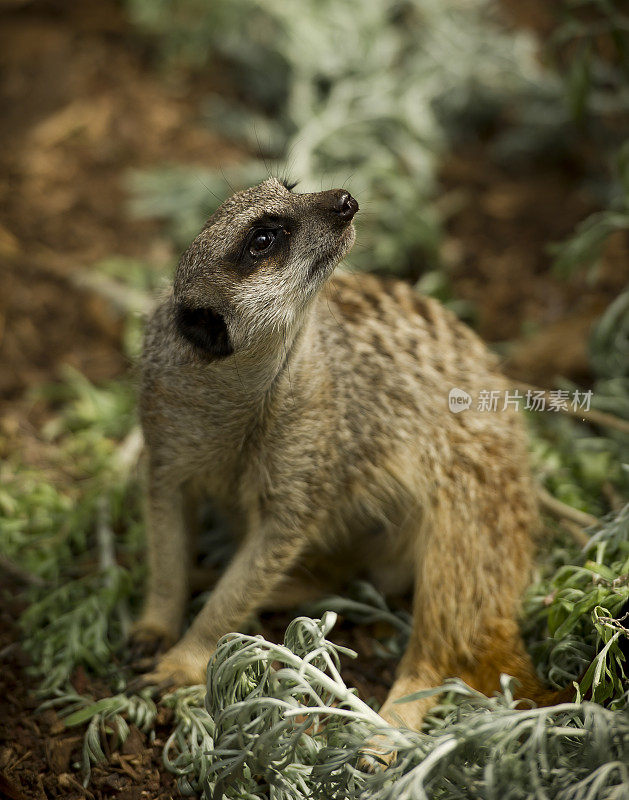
[15,509,629,797]
[590,285,629,429]
[551,140,629,281]
[162,686,215,794]
[526,289,629,518]
[39,688,157,785]
[202,612,406,799]
[167,615,628,799]
[545,4,629,281]
[304,579,412,659]
[592,289,629,382]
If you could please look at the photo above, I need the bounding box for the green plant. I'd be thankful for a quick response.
[524,505,629,705]
[0,370,144,693]
[551,141,629,280]
[526,288,629,518]
[542,0,629,281]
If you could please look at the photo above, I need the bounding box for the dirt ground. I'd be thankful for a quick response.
[0,1,627,798]
[441,147,629,385]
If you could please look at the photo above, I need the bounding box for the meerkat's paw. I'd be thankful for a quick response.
[357,679,436,771]
[136,643,209,691]
[357,734,398,772]
[126,618,177,668]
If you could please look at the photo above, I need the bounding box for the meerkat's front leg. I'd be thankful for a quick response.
[141,510,309,686]
[129,469,190,657]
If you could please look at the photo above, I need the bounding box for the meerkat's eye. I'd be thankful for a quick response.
[248,228,278,257]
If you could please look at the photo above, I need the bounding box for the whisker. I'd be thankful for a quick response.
[233,351,245,392]
[194,174,223,208]
[253,121,272,179]
[219,164,235,194]
[323,283,346,336]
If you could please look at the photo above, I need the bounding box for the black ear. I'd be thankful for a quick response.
[174,304,234,359]
[280,177,298,192]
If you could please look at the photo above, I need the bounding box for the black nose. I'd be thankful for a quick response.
[333,191,359,221]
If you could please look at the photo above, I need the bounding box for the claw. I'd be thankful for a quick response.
[124,628,172,669]
[128,655,158,674]
[124,674,175,697]
[357,735,397,772]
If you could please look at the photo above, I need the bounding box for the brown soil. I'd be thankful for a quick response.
[1,0,627,798]
[440,148,629,385]
[0,571,183,800]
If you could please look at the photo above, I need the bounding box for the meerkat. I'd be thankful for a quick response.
[130,177,545,730]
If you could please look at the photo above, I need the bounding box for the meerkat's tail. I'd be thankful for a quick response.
[458,619,578,709]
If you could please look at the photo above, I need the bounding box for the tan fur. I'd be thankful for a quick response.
[131,178,543,728]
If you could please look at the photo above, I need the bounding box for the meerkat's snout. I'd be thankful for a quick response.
[332,190,359,221]
[313,188,359,226]
[302,187,359,281]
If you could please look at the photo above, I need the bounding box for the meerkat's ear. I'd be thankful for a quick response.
[174,304,234,359]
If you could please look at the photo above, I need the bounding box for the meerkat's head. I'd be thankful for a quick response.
[173,177,358,358]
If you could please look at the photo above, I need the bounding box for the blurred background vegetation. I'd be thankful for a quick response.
[0,0,627,798]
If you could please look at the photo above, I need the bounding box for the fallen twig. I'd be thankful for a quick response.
[0,555,47,587]
[537,487,598,546]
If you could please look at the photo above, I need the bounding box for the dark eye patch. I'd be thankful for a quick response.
[234,214,292,274]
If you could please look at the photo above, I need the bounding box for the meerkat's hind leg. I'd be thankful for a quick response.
[377,469,538,732]
[378,656,444,730]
